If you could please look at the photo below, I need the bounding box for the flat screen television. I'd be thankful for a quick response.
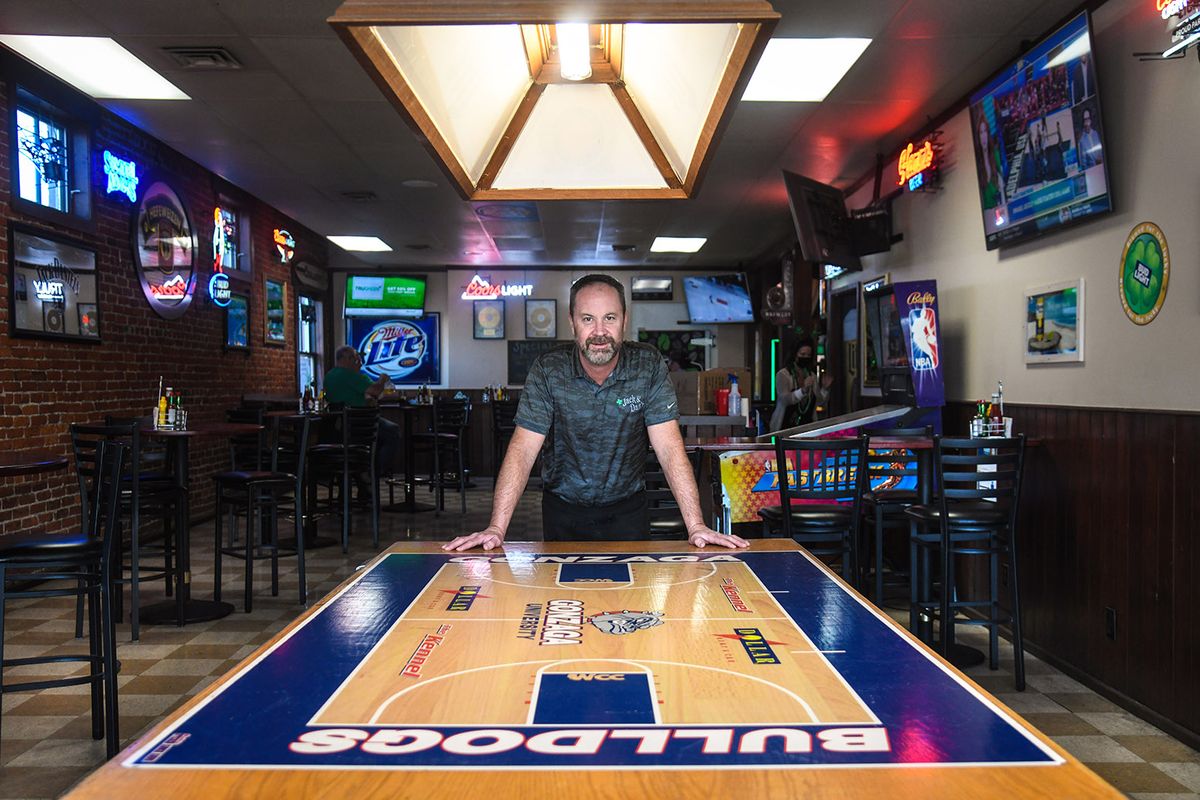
[782,170,861,270]
[682,273,754,324]
[344,274,426,317]
[968,11,1111,250]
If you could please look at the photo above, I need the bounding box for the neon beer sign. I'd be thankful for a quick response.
[897,140,935,191]
[102,150,139,202]
[460,274,533,300]
[1158,0,1193,18]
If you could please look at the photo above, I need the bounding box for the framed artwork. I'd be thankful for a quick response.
[225,293,250,350]
[8,224,101,342]
[524,298,557,338]
[474,298,505,339]
[1024,279,1084,364]
[264,277,287,345]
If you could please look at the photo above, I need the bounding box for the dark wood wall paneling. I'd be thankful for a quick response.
[945,401,1199,741]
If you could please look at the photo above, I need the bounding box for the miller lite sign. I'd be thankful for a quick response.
[349,314,441,385]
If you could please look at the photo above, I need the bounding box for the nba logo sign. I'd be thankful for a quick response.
[908,307,939,371]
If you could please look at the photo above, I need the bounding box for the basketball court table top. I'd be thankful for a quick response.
[64,540,1120,799]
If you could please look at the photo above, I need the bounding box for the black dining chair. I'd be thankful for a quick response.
[213,416,313,612]
[644,450,702,540]
[310,407,380,551]
[413,399,471,515]
[861,426,931,605]
[96,419,186,641]
[491,399,520,476]
[0,437,125,758]
[759,435,869,584]
[906,435,1027,689]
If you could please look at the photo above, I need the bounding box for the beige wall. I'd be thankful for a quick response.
[337,269,748,388]
[841,0,1199,412]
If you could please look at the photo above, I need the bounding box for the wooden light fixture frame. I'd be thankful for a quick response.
[329,1,779,200]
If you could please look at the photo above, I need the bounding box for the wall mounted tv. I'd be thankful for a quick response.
[344,274,426,317]
[968,11,1111,250]
[683,273,755,324]
[782,170,861,271]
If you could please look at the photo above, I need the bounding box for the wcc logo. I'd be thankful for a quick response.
[358,321,428,380]
[908,306,940,371]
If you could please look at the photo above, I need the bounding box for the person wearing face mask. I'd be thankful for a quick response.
[443,274,748,552]
[770,338,833,433]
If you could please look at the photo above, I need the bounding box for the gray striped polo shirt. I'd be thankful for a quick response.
[515,341,679,506]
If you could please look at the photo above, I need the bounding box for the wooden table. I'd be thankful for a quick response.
[65,541,1119,799]
[138,422,264,625]
[0,451,68,477]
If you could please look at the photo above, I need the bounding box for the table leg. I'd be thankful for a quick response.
[140,436,234,625]
[402,407,435,513]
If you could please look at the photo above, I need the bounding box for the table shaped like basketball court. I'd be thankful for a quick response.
[65,541,1120,799]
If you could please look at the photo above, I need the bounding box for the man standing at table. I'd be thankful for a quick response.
[444,274,747,552]
[324,345,400,499]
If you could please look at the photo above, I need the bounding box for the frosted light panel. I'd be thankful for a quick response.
[622,23,740,181]
[373,24,531,182]
[493,84,667,190]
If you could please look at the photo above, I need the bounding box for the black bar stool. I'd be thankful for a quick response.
[1,436,125,758]
[413,399,471,515]
[213,416,313,611]
[759,435,868,583]
[906,434,1027,689]
[861,426,930,605]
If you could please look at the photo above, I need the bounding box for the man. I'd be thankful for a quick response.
[1077,107,1102,169]
[323,345,400,498]
[1070,52,1095,105]
[443,274,746,552]
[769,338,832,433]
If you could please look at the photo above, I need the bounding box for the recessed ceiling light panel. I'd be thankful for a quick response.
[742,37,871,102]
[651,236,706,253]
[328,235,393,252]
[0,35,189,100]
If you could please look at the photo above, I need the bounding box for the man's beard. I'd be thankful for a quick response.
[582,335,619,366]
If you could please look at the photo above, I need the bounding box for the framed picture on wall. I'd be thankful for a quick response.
[1024,279,1084,365]
[524,298,556,338]
[264,278,287,345]
[8,225,101,343]
[226,293,250,351]
[474,298,505,339]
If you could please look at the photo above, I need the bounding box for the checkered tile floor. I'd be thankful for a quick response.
[1,482,1197,799]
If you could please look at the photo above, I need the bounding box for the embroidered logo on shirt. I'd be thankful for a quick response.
[615,395,645,413]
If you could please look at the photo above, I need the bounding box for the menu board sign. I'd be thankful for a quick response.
[132,181,197,320]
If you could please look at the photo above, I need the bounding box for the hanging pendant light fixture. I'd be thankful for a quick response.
[329,0,779,200]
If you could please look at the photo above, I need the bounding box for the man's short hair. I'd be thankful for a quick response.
[569,274,626,317]
[334,345,358,363]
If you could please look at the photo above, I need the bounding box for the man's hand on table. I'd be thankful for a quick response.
[687,526,749,549]
[442,526,505,551]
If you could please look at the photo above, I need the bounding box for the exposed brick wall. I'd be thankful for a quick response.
[0,75,330,536]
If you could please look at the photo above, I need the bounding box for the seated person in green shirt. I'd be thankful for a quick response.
[324,346,401,500]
